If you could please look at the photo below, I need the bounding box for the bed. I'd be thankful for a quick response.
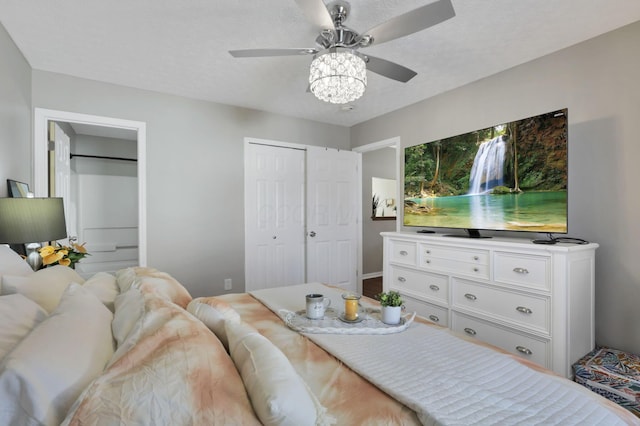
[0,244,637,425]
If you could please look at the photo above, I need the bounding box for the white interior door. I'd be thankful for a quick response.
[53,123,72,246]
[306,146,359,292]
[245,142,305,291]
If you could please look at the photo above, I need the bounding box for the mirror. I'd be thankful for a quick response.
[372,177,396,220]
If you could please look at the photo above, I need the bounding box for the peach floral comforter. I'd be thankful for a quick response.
[61,268,261,426]
[212,292,422,425]
[209,283,638,426]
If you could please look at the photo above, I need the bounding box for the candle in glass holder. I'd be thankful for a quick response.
[342,293,361,321]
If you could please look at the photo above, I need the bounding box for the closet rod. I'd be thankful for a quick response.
[70,153,137,162]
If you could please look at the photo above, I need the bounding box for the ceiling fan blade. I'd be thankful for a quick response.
[229,48,318,58]
[362,0,455,46]
[293,0,335,32]
[364,55,417,83]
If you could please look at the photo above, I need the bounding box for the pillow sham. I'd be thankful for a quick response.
[0,294,48,361]
[187,297,241,350]
[83,271,119,312]
[226,320,328,426]
[1,265,85,312]
[0,245,33,292]
[0,283,114,426]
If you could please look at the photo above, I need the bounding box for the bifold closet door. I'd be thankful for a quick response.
[244,143,306,291]
[306,146,359,292]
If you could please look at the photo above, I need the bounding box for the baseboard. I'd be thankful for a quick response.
[362,271,383,280]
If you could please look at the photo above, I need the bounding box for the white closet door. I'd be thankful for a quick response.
[245,143,305,291]
[306,146,359,292]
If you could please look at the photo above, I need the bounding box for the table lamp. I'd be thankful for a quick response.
[0,198,67,270]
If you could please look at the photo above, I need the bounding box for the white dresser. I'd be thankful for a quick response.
[381,232,598,378]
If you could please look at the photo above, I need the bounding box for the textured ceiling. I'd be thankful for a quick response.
[2,0,640,127]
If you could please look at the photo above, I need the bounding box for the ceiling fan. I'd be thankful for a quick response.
[229,0,456,104]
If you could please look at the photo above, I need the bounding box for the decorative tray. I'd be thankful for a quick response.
[280,307,416,335]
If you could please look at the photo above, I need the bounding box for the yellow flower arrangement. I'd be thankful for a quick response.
[39,242,89,268]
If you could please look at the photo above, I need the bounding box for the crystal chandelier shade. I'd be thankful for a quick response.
[309,50,367,104]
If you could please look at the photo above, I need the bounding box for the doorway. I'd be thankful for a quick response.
[33,108,147,272]
[353,137,401,295]
[244,138,360,293]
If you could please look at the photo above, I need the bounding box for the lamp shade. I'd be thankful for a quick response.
[0,198,67,244]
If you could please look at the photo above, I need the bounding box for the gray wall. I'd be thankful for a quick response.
[31,70,350,297]
[351,22,640,354]
[362,147,396,275]
[0,24,31,196]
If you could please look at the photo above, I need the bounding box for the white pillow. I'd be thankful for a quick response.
[0,283,114,426]
[187,297,241,350]
[226,320,325,426]
[1,265,86,312]
[0,294,48,361]
[83,272,119,312]
[0,245,33,292]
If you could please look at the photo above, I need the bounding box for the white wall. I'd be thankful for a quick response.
[361,148,396,274]
[351,22,640,354]
[0,23,31,195]
[31,70,350,297]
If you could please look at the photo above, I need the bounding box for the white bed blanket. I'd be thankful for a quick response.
[251,283,636,426]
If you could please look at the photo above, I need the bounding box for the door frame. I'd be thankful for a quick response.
[33,108,148,267]
[353,136,401,284]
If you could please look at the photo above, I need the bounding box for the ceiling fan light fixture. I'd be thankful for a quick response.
[309,49,367,104]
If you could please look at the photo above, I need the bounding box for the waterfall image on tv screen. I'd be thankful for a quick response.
[404,108,568,234]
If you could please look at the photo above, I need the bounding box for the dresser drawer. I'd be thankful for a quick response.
[494,252,550,290]
[452,279,550,334]
[421,256,489,279]
[403,295,449,327]
[389,266,448,304]
[419,244,489,279]
[389,240,417,266]
[451,312,549,368]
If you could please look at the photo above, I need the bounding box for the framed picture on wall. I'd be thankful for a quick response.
[7,179,30,198]
[5,179,31,257]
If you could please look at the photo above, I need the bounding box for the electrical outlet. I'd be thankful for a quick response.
[224,278,232,290]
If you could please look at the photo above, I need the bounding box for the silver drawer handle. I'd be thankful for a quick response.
[429,284,440,291]
[513,267,529,274]
[425,260,431,264]
[473,267,479,272]
[425,250,431,254]
[516,346,533,355]
[464,327,476,336]
[429,315,439,323]
[516,306,533,314]
[473,256,479,261]
[397,276,406,283]
[399,250,408,256]
[464,293,477,301]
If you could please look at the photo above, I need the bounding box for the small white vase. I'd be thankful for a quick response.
[381,306,402,325]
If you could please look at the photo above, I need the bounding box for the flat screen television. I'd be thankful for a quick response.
[403,108,568,237]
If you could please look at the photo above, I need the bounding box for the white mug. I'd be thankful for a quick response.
[305,294,331,319]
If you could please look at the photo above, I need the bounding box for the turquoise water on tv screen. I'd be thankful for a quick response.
[404,191,567,233]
